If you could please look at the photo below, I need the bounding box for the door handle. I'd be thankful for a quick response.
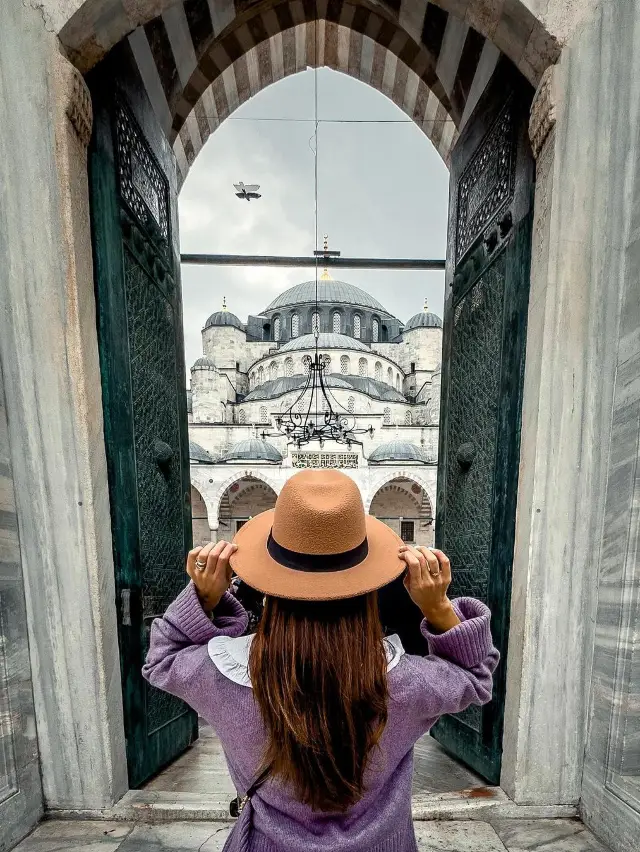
[154,439,173,467]
[456,442,476,470]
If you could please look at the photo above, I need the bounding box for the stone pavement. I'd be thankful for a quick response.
[12,817,611,851]
[141,724,486,798]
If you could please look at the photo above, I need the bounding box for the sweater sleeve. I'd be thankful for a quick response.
[402,597,499,730]
[141,582,248,704]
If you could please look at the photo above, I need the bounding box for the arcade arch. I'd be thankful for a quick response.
[190,484,211,547]
[369,476,434,546]
[216,475,278,539]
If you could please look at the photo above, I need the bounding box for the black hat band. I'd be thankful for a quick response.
[267,530,369,573]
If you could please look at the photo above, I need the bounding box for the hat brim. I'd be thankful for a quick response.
[229,510,406,601]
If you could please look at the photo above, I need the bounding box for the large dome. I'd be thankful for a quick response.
[279,332,370,353]
[264,281,388,313]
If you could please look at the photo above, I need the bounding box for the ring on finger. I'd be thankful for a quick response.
[195,559,206,570]
[429,567,440,576]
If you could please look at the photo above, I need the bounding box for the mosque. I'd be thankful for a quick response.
[187,274,442,548]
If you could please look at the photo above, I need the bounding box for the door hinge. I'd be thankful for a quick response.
[121,588,132,626]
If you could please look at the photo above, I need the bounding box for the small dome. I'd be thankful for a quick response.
[279,332,370,353]
[189,440,217,463]
[264,280,387,313]
[192,356,217,370]
[220,438,282,464]
[404,300,443,331]
[203,310,245,332]
[369,441,432,464]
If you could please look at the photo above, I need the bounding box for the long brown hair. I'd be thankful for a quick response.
[248,592,388,811]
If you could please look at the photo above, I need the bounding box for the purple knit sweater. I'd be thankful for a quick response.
[143,583,498,852]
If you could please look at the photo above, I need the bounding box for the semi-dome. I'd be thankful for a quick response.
[368,440,432,464]
[244,373,405,403]
[203,310,245,332]
[278,332,370,353]
[404,301,443,331]
[220,438,282,464]
[264,280,387,313]
[192,356,217,370]
[189,440,217,463]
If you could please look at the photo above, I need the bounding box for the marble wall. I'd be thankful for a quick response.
[0,1,126,811]
[569,2,640,850]
[0,360,43,849]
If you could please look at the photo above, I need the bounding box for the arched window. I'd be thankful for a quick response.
[250,372,255,388]
[258,366,264,384]
[372,318,379,343]
[340,355,350,374]
[374,361,382,382]
[239,409,246,424]
[321,354,331,371]
[291,314,300,338]
[260,406,268,423]
[358,357,367,377]
[387,366,393,385]
[332,311,341,333]
[396,373,400,391]
[383,407,391,425]
[404,410,412,425]
[269,361,278,380]
[353,314,361,339]
[348,396,355,414]
[312,312,320,333]
[302,355,312,373]
[274,316,281,341]
[284,357,293,377]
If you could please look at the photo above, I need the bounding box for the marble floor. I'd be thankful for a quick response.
[12,818,612,851]
[142,723,487,797]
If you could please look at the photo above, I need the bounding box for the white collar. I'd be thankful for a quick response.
[208,632,405,688]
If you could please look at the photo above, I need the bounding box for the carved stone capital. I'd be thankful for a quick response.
[529,65,558,159]
[52,49,93,147]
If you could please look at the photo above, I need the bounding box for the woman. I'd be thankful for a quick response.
[143,469,498,852]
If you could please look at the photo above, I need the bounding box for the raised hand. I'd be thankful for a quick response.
[186,540,237,613]
[399,546,461,632]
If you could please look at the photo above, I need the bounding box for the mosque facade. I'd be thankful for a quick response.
[188,277,442,548]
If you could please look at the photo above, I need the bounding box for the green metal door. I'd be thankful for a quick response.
[432,59,535,784]
[88,47,196,788]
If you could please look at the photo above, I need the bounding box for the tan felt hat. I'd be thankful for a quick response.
[229,469,405,601]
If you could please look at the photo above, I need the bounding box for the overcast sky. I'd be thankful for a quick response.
[178,68,449,375]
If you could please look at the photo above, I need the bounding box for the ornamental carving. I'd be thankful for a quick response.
[115,98,170,246]
[529,65,558,160]
[292,452,358,469]
[455,101,516,264]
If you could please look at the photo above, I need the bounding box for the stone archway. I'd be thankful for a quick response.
[369,476,434,546]
[216,475,278,539]
[58,0,560,185]
[366,467,436,516]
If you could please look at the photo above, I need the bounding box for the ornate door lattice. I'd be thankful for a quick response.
[432,63,534,783]
[90,69,195,788]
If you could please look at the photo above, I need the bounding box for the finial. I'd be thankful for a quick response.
[320,233,332,280]
[222,296,227,311]
[423,298,428,312]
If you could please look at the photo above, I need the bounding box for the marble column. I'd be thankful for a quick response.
[0,2,126,810]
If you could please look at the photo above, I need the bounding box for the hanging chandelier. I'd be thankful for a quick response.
[261,346,374,449]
